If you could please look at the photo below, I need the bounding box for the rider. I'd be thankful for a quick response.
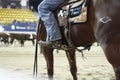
[38,0,68,48]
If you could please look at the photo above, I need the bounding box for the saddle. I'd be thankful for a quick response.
[57,0,90,49]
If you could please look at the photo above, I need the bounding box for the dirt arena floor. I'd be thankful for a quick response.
[0,42,115,80]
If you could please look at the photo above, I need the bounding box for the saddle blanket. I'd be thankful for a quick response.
[69,0,88,23]
[58,0,89,24]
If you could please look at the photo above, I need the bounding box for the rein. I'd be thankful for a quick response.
[33,18,42,79]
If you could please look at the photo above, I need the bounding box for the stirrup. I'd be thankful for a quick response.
[38,40,52,48]
[52,44,68,50]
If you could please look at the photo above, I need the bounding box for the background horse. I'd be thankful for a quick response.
[0,33,9,46]
[36,0,96,80]
[10,33,36,47]
[93,0,120,80]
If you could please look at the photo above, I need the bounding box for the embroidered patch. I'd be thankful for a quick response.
[70,1,84,18]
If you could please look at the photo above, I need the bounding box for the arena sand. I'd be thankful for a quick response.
[0,42,115,80]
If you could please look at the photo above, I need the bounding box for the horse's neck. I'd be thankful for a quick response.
[94,0,120,17]
[94,0,120,45]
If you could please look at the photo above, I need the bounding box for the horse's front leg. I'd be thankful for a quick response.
[114,66,120,80]
[43,47,54,80]
[103,44,120,80]
[65,50,77,80]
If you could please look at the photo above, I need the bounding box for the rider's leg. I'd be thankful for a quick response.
[38,0,65,42]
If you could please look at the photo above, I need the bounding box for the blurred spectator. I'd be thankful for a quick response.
[20,0,28,9]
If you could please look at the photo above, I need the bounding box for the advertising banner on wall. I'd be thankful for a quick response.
[0,21,37,34]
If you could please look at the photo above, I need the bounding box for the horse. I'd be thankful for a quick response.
[9,33,36,47]
[93,0,120,80]
[35,0,96,80]
[0,32,9,46]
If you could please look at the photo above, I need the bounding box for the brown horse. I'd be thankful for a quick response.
[0,33,9,45]
[93,0,120,80]
[10,33,36,47]
[35,0,96,80]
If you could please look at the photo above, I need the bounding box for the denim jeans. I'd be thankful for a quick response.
[38,0,66,41]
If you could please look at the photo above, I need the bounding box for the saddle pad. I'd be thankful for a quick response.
[69,0,88,23]
[69,7,87,23]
